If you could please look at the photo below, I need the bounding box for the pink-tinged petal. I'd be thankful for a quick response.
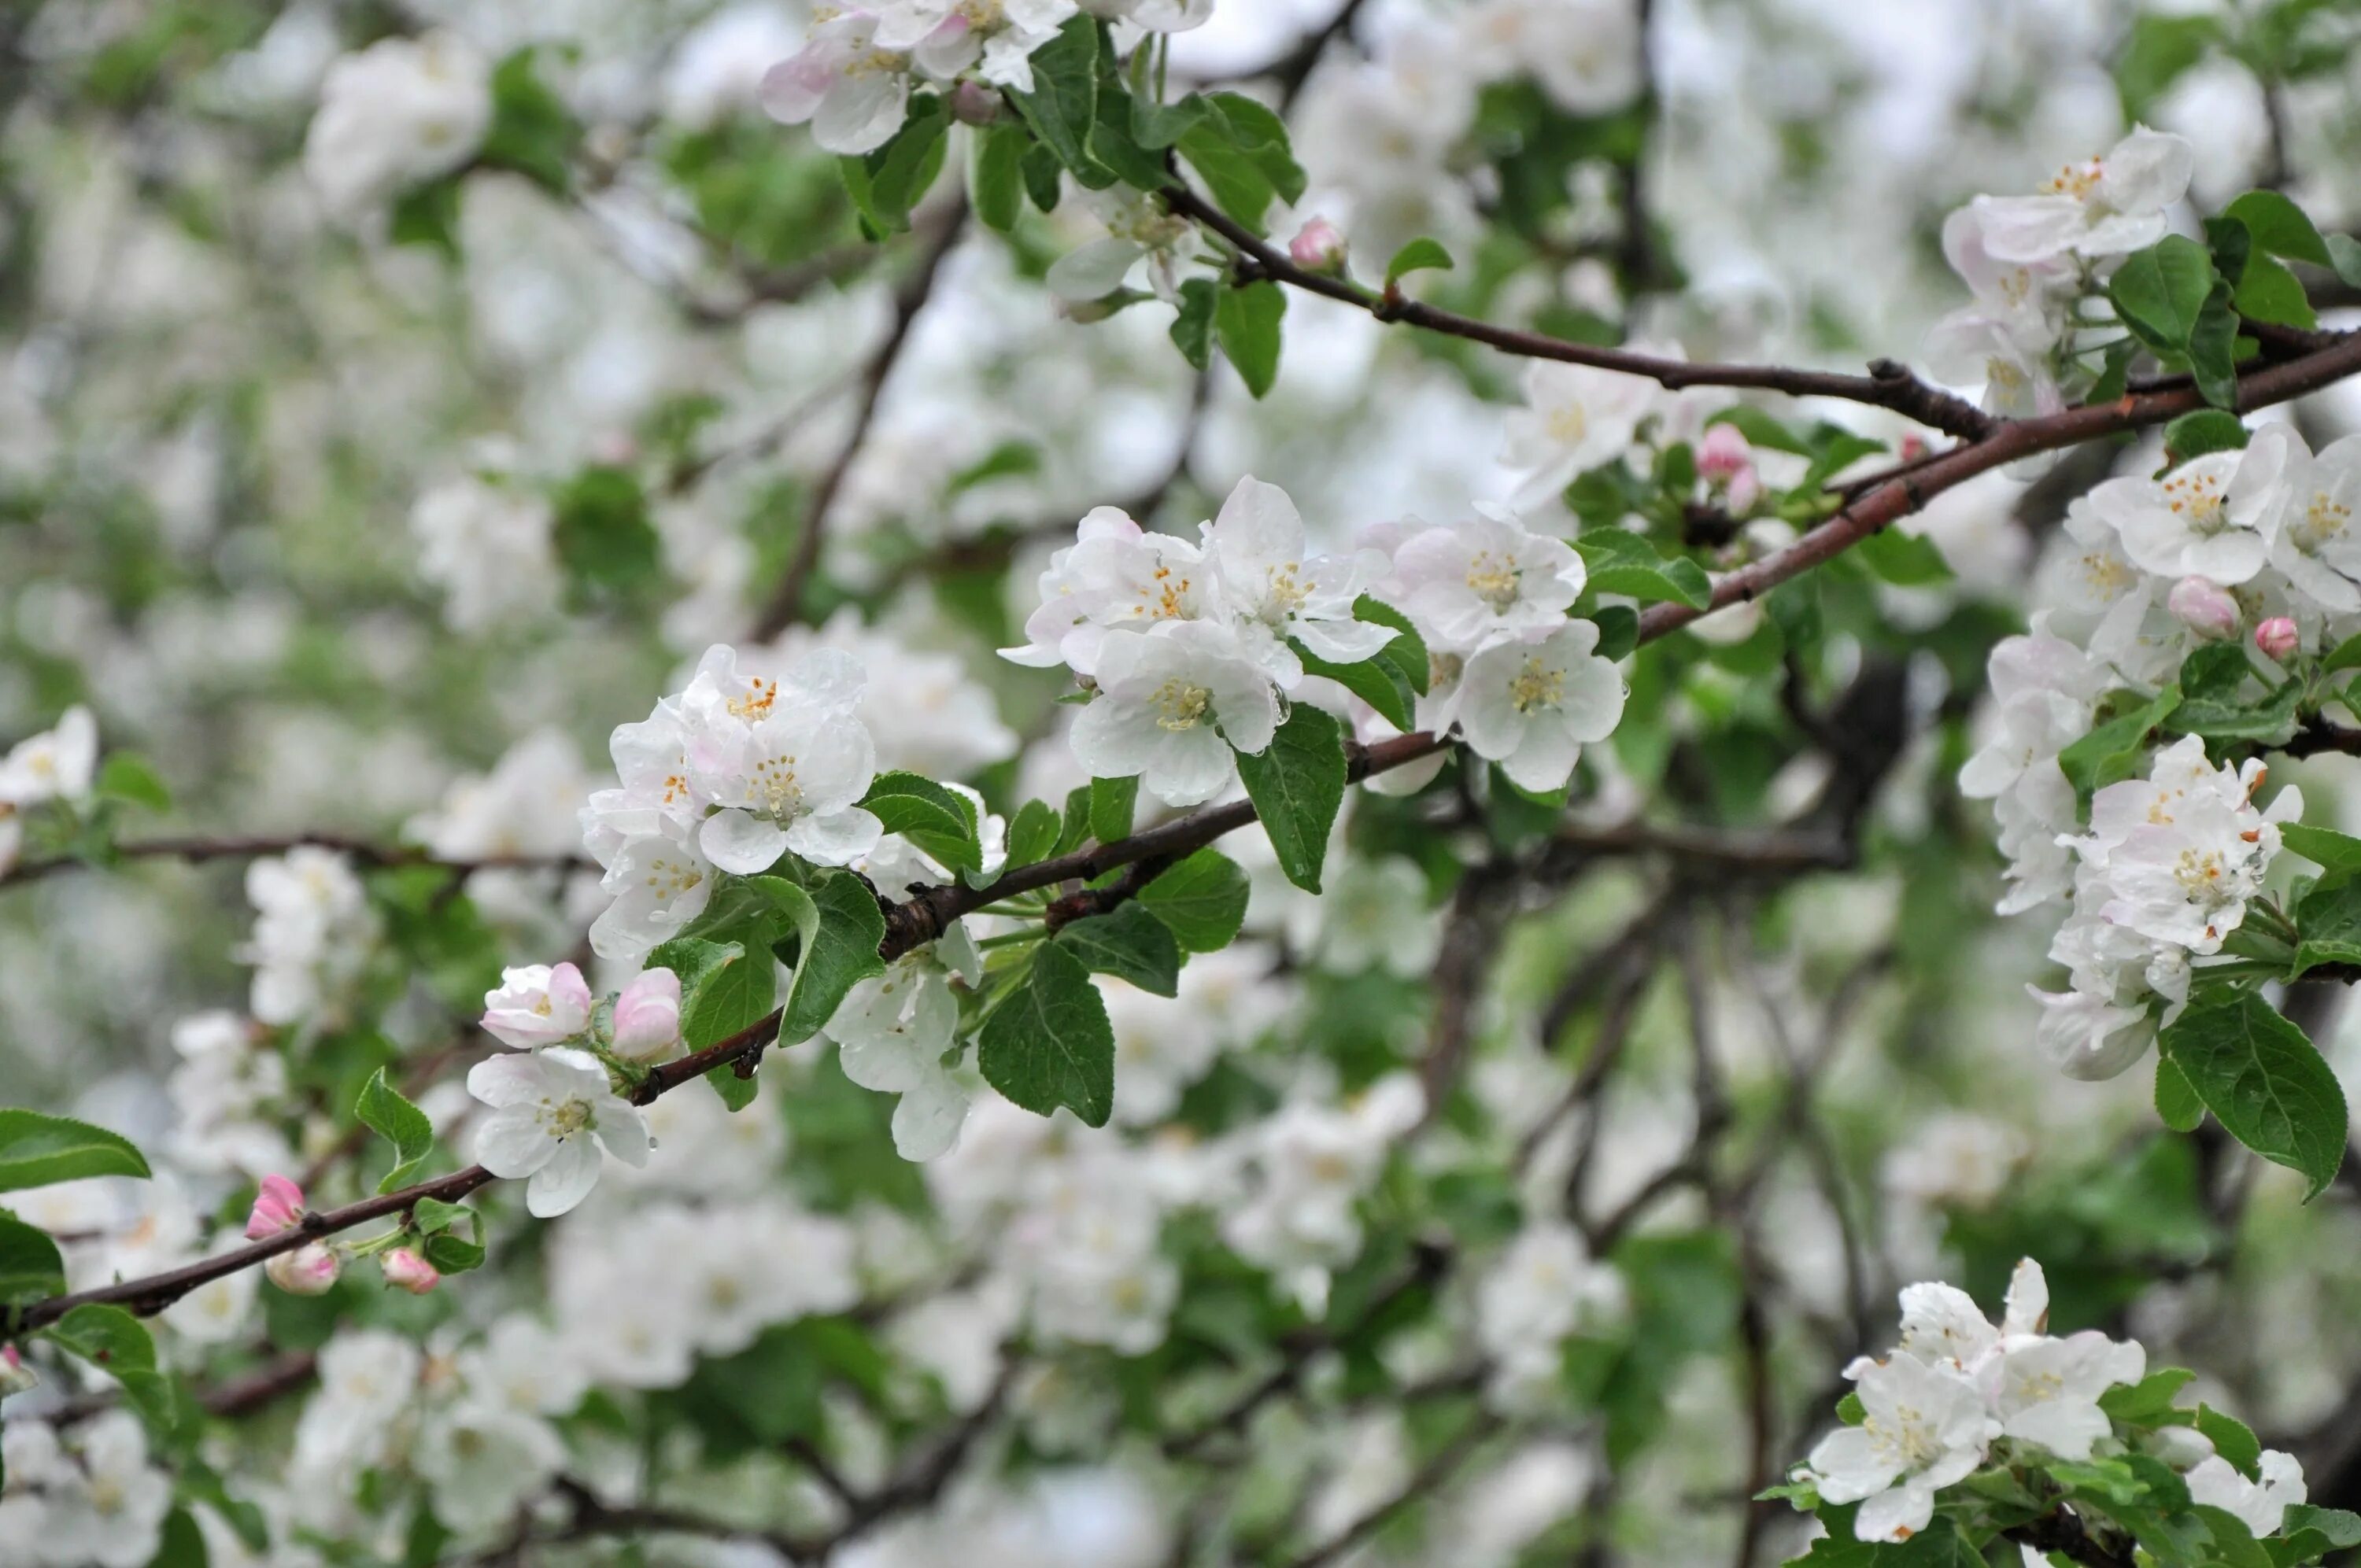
[244,1174,306,1239]
[381,1248,440,1295]
[474,1109,553,1178]
[758,45,842,125]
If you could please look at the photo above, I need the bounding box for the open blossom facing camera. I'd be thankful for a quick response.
[1387,508,1587,651]
[1447,621,1626,793]
[1970,125,2193,264]
[467,1048,652,1217]
[481,962,595,1050]
[1071,620,1278,805]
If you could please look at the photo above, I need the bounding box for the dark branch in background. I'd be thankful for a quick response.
[2004,1503,2137,1568]
[1255,0,1372,111]
[749,195,969,640]
[1283,1408,1503,1568]
[0,834,590,891]
[1159,185,1996,441]
[17,256,2361,1341]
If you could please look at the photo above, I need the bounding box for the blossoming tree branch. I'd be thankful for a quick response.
[10,3,2361,1567]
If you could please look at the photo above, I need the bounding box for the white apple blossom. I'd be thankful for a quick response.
[414,1403,567,1536]
[1447,620,1627,793]
[1077,0,1211,28]
[772,609,1018,777]
[1970,126,2194,264]
[877,0,1079,93]
[1923,310,2065,419]
[33,1413,174,1568]
[303,32,492,219]
[829,951,973,1161]
[1003,506,1214,674]
[1387,507,1587,652]
[0,705,97,807]
[2076,735,2297,954]
[480,961,595,1050]
[1500,357,1666,505]
[586,817,717,963]
[240,848,377,1027]
[759,11,915,156]
[2256,426,2361,612]
[1805,1350,1999,1542]
[408,474,559,635]
[1069,622,1280,806]
[689,697,882,873]
[467,1048,652,1217]
[1474,1220,1626,1412]
[663,6,809,130]
[1202,476,1393,687]
[2089,446,2282,585]
[2187,1449,2309,1537]
[1454,0,1642,116]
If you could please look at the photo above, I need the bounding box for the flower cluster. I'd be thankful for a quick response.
[0,705,94,879]
[762,1,1211,157]
[1924,127,2194,417]
[301,31,492,220]
[1011,477,1626,801]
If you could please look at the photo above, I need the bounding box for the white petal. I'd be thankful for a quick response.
[788,806,885,866]
[526,1136,604,1217]
[701,809,790,875]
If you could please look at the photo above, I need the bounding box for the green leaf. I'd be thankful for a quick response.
[1384,238,1454,287]
[552,466,662,603]
[1136,848,1250,953]
[2057,687,2182,806]
[2209,212,2254,286]
[2156,1053,2204,1133]
[2171,643,2300,744]
[1576,529,1714,609]
[977,941,1115,1125]
[1836,1391,1866,1425]
[2101,1367,2197,1426]
[1853,529,1953,586]
[1170,276,1218,370]
[2283,821,2361,873]
[970,120,1028,233]
[1007,17,1101,179]
[94,752,171,813]
[48,1303,172,1430]
[149,1507,208,1568]
[1203,93,1303,201]
[851,96,951,234]
[2109,235,2217,353]
[357,1068,434,1195]
[858,771,982,874]
[1058,784,1094,854]
[2189,284,2242,409]
[2160,991,2347,1199]
[2322,633,2361,677]
[1055,902,1181,996]
[1355,595,1430,696]
[1089,773,1138,846]
[1020,142,1066,210]
[0,1109,151,1192]
[2222,190,2332,267]
[2329,234,2361,292]
[2291,875,2361,977]
[1294,633,1413,731]
[386,176,463,257]
[2276,1506,2361,1565]
[2195,1404,2263,1481]
[1592,605,1639,662]
[2162,409,2250,463]
[781,872,887,1044]
[0,1212,66,1303]
[2234,252,2318,330]
[2114,13,2222,118]
[1130,87,1209,149]
[478,48,579,194]
[1214,280,1286,397]
[1234,702,1347,893]
[1005,799,1062,869]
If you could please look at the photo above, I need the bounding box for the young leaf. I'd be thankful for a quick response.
[0,1212,67,1303]
[48,1303,173,1430]
[858,772,982,873]
[648,935,770,1056]
[1214,281,1287,398]
[357,1068,435,1194]
[1005,799,1063,869]
[2194,1404,2263,1481]
[1089,773,1138,847]
[1137,848,1250,952]
[2155,1053,2204,1133]
[977,941,1115,1125]
[2108,235,2216,354]
[1006,17,1101,180]
[2057,687,2182,806]
[2159,991,2347,1199]
[2222,190,2332,267]
[1385,238,1454,287]
[2234,253,2317,330]
[2162,409,2249,463]
[2188,284,2242,409]
[1575,530,1713,609]
[2282,822,2361,873]
[2291,876,2361,977]
[1293,637,1414,731]
[971,120,1029,233]
[1355,595,1430,695]
[0,1109,151,1193]
[779,871,887,1044]
[1234,703,1347,893]
[1170,276,1218,370]
[94,752,172,813]
[1055,902,1182,996]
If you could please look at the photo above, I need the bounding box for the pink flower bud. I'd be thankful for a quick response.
[381,1248,441,1296]
[1288,216,1347,272]
[1901,435,1928,462]
[2167,576,2240,641]
[1698,423,1752,479]
[2256,616,2300,661]
[0,1343,36,1396]
[1726,467,1762,514]
[610,967,683,1062]
[948,80,1002,126]
[245,1174,307,1240]
[264,1242,341,1297]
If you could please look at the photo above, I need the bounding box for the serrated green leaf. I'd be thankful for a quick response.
[2156,1053,2204,1133]
[1007,17,1101,180]
[1089,773,1138,847]
[2281,821,2361,873]
[2222,190,2332,267]
[2195,1404,2263,1480]
[1056,901,1181,996]
[970,119,1029,232]
[2160,991,2347,1198]
[2163,409,2250,463]
[2057,686,2182,806]
[1005,799,1062,869]
[2234,252,2318,330]
[94,752,171,813]
[2101,1367,2197,1425]
[977,941,1115,1124]
[1234,703,1347,893]
[1294,634,1413,731]
[1136,849,1249,952]
[48,1303,173,1430]
[2110,235,2217,354]
[782,871,888,1043]
[1354,595,1430,696]
[0,1109,151,1193]
[357,1068,434,1195]
[1170,275,1217,370]
[2170,642,2300,744]
[0,1212,66,1303]
[2189,284,2243,408]
[2292,875,2361,977]
[859,771,981,874]
[1576,529,1714,609]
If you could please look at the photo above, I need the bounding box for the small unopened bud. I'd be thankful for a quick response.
[381,1248,441,1296]
[1698,422,1752,480]
[589,430,640,468]
[0,1344,37,1396]
[1288,216,1347,272]
[1726,467,1762,514]
[265,1242,342,1297]
[2167,576,2240,641]
[1900,434,1929,462]
[949,80,1003,126]
[2256,616,2300,661]
[611,968,683,1062]
[245,1173,306,1240]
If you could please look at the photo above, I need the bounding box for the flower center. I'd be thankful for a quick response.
[2160,470,2226,532]
[544,1098,593,1139]
[1864,1404,1942,1468]
[2040,161,2103,201]
[750,754,804,818]
[2293,492,2353,552]
[1151,679,1211,731]
[1509,657,1564,713]
[727,679,778,722]
[1131,564,1195,619]
[1263,563,1310,617]
[643,854,705,901]
[1546,403,1590,445]
[1465,551,1522,610]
